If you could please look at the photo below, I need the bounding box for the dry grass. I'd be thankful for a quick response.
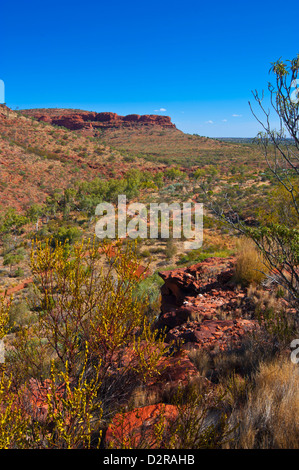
[93,122,263,170]
[228,357,299,448]
[127,386,161,409]
[234,237,269,287]
[246,285,297,345]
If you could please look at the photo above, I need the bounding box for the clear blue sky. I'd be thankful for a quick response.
[1,0,298,137]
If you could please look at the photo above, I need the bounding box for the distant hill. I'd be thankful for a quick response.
[19,108,177,133]
[215,137,256,144]
[0,105,263,212]
[0,106,162,212]
[19,108,261,168]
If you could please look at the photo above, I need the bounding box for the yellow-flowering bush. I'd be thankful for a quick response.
[30,238,168,372]
[0,297,10,340]
[0,371,30,448]
[11,238,169,447]
[43,346,103,449]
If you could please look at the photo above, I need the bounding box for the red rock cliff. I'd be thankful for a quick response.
[20,109,176,131]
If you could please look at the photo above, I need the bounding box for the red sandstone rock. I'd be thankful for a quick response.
[105,403,179,448]
[21,378,65,423]
[20,109,176,132]
[147,351,201,391]
[157,257,259,353]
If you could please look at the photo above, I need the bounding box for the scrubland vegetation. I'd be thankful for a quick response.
[0,55,298,449]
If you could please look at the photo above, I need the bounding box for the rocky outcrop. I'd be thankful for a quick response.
[105,403,179,448]
[20,109,176,132]
[157,257,259,353]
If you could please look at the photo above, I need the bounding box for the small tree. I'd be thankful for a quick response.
[209,55,299,308]
[249,55,299,214]
[26,203,45,231]
[0,208,27,237]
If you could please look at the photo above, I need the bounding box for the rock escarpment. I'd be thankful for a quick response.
[20,109,176,132]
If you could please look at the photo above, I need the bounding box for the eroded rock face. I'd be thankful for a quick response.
[20,109,176,132]
[105,403,179,448]
[157,257,259,353]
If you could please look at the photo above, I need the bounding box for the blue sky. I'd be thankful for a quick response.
[1,0,299,137]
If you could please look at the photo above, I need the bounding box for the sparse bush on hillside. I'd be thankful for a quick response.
[3,247,26,275]
[165,167,186,181]
[34,220,82,246]
[0,208,28,236]
[257,182,299,228]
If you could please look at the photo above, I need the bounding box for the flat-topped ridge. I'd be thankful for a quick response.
[19,108,177,131]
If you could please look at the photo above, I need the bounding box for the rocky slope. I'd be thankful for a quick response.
[104,257,261,447]
[17,107,262,173]
[157,257,259,353]
[0,105,162,211]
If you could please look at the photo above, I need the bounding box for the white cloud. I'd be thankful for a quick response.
[232,114,242,117]
[154,108,167,112]
[206,120,214,124]
[222,119,228,122]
